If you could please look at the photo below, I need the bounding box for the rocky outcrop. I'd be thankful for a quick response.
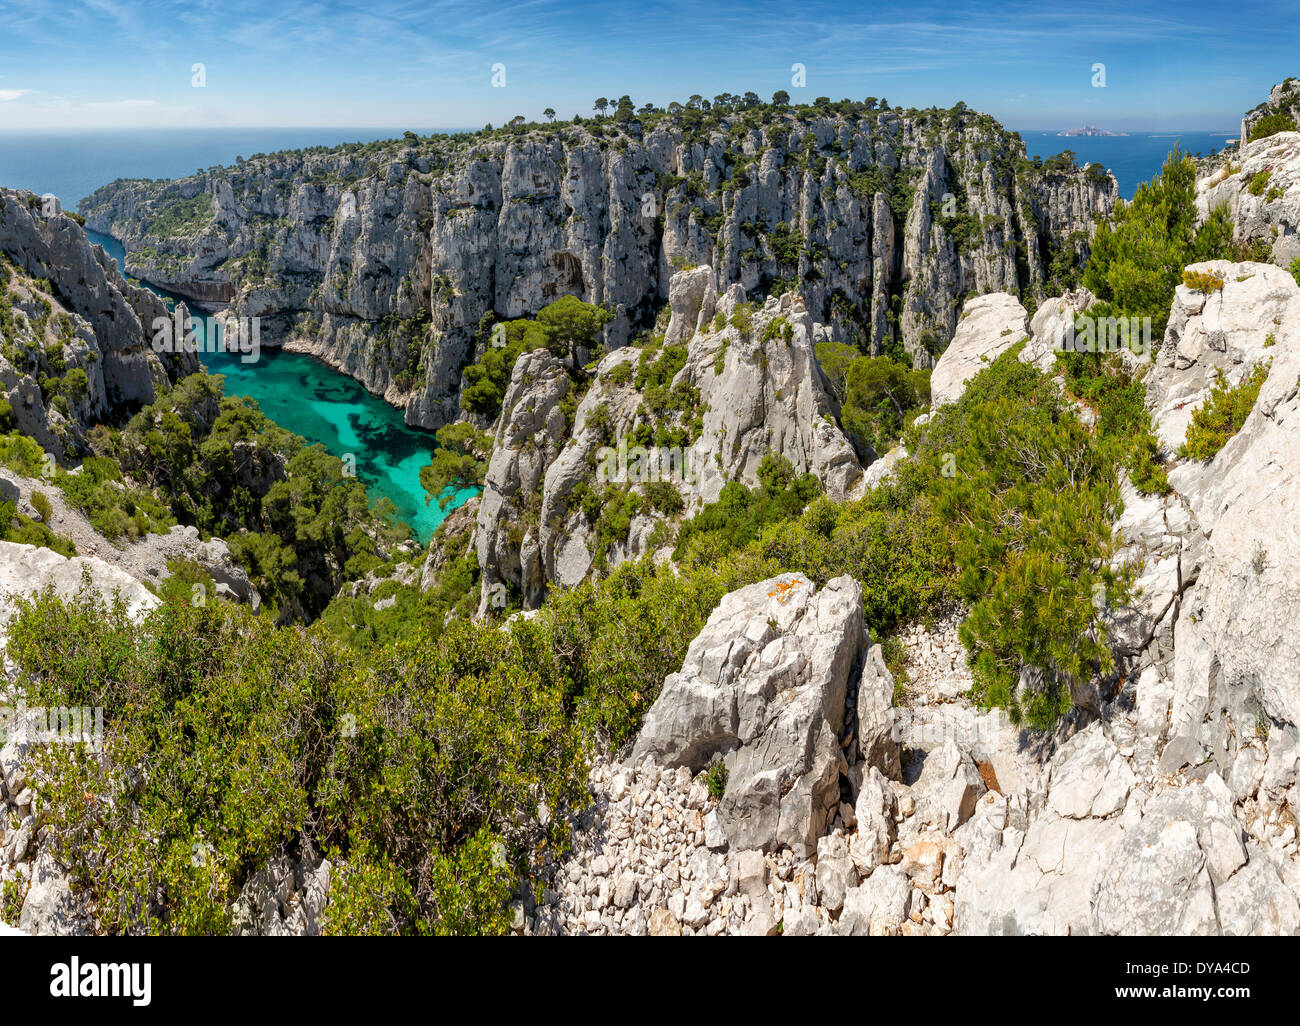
[231,856,332,936]
[1122,260,1300,758]
[0,188,196,440]
[954,724,1298,935]
[1240,79,1300,146]
[0,468,260,609]
[630,574,885,856]
[1019,286,1096,373]
[528,557,1298,935]
[525,580,1039,936]
[474,349,572,612]
[0,539,159,636]
[473,267,868,610]
[527,208,1300,934]
[1198,131,1300,269]
[1148,261,1296,448]
[929,292,1028,408]
[80,106,1113,429]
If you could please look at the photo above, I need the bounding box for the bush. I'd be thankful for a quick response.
[704,761,728,799]
[841,356,930,453]
[675,455,821,566]
[7,582,593,935]
[1182,268,1226,293]
[898,346,1131,727]
[1248,112,1297,142]
[1178,362,1270,462]
[1085,147,1232,335]
[30,490,52,523]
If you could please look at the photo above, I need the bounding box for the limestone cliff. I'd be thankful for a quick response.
[469,266,867,613]
[0,187,198,457]
[79,102,1115,430]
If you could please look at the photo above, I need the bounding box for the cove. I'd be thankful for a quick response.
[87,228,474,543]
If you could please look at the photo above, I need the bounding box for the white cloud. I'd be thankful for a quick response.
[0,89,31,102]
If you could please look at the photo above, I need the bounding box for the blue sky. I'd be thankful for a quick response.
[0,0,1294,132]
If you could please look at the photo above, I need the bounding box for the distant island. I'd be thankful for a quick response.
[1058,125,1130,137]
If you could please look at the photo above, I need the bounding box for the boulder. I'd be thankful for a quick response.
[630,574,868,856]
[914,739,986,833]
[1147,260,1297,451]
[664,264,716,345]
[1020,287,1095,373]
[930,293,1028,409]
[839,865,912,936]
[18,849,81,936]
[0,540,160,643]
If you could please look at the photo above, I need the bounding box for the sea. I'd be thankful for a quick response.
[1016,130,1240,199]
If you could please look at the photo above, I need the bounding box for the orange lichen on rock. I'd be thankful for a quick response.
[766,579,804,603]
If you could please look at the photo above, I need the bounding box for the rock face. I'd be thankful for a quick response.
[0,539,160,635]
[1199,131,1300,270]
[232,856,332,936]
[1239,79,1300,145]
[954,726,1298,936]
[631,574,892,856]
[0,188,197,455]
[80,107,1114,428]
[529,146,1300,935]
[474,349,572,612]
[929,292,1029,408]
[1122,259,1300,769]
[1019,287,1096,373]
[1146,260,1294,450]
[473,268,868,610]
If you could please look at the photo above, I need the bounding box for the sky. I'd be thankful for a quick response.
[0,0,1295,133]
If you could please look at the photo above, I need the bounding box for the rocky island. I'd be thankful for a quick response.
[1058,125,1130,136]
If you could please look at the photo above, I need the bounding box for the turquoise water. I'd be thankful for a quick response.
[87,229,472,542]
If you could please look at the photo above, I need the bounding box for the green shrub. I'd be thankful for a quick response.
[1248,112,1298,142]
[899,347,1131,727]
[1246,169,1272,196]
[704,761,728,799]
[1178,362,1270,462]
[675,455,821,566]
[1085,147,1232,335]
[30,490,52,523]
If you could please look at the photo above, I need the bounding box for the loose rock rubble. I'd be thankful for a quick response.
[523,576,1015,937]
[524,754,964,937]
[895,610,972,704]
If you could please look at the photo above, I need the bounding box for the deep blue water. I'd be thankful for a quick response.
[0,127,465,210]
[0,127,476,543]
[1020,131,1239,199]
